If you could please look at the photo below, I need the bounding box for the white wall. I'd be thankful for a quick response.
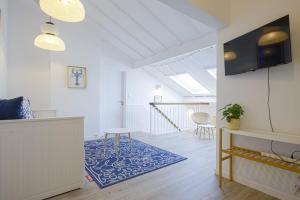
[96,47,184,135]
[50,21,101,139]
[4,0,184,138]
[158,0,229,29]
[0,0,7,98]
[98,46,131,135]
[217,1,300,199]
[125,68,182,132]
[126,68,182,105]
[6,0,102,138]
[189,0,230,27]
[7,0,51,109]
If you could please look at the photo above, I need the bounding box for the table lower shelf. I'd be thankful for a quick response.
[222,146,300,174]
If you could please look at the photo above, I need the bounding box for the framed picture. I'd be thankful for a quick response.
[67,66,87,88]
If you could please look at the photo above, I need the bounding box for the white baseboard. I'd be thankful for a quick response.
[84,133,102,141]
[220,170,299,200]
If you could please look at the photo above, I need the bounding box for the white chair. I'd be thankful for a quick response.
[192,112,210,137]
[203,116,216,140]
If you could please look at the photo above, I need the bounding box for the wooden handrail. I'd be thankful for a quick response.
[150,103,181,132]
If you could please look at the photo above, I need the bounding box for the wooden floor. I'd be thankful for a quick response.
[49,132,277,200]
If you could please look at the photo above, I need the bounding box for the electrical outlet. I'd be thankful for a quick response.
[296,187,300,195]
[292,176,300,195]
[292,184,300,194]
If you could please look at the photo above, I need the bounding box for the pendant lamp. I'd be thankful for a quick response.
[34,18,66,51]
[39,0,85,23]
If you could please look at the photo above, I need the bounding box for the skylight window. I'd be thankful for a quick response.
[207,68,217,79]
[170,73,210,95]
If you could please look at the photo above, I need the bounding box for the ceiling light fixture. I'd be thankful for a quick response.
[34,18,66,51]
[39,0,85,23]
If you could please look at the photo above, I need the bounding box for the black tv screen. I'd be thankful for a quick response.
[224,15,292,76]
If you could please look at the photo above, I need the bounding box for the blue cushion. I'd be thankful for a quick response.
[0,97,24,120]
[20,98,33,119]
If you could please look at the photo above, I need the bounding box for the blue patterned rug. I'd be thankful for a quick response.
[84,137,187,188]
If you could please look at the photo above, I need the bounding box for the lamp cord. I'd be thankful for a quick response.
[267,66,274,132]
[268,66,300,163]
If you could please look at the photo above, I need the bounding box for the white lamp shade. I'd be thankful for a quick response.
[40,0,85,22]
[34,33,66,51]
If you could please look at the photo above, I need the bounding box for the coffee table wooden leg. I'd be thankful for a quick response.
[104,133,108,155]
[114,134,118,153]
[128,132,132,148]
[118,134,121,154]
[128,132,132,142]
[104,133,108,144]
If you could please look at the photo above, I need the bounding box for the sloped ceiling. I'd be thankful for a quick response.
[37,0,218,97]
[144,45,217,97]
[84,0,215,66]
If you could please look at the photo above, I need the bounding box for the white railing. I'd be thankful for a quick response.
[124,102,216,135]
[150,102,215,134]
[124,105,150,133]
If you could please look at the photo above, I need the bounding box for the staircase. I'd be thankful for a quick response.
[149,102,210,134]
[150,103,181,132]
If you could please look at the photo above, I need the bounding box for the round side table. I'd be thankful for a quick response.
[104,128,132,153]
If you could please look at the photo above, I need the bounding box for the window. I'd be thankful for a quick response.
[207,68,217,79]
[169,73,210,95]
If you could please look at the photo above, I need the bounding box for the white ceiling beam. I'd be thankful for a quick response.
[86,13,146,59]
[99,40,135,67]
[137,0,183,45]
[134,33,216,68]
[157,0,229,30]
[88,0,157,56]
[184,59,216,94]
[179,13,207,36]
[85,1,148,59]
[110,0,168,50]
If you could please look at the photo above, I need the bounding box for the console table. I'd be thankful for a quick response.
[218,128,300,188]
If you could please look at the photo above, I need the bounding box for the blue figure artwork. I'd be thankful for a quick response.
[72,68,83,86]
[68,66,86,88]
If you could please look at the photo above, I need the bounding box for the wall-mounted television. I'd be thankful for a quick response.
[224,15,292,76]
